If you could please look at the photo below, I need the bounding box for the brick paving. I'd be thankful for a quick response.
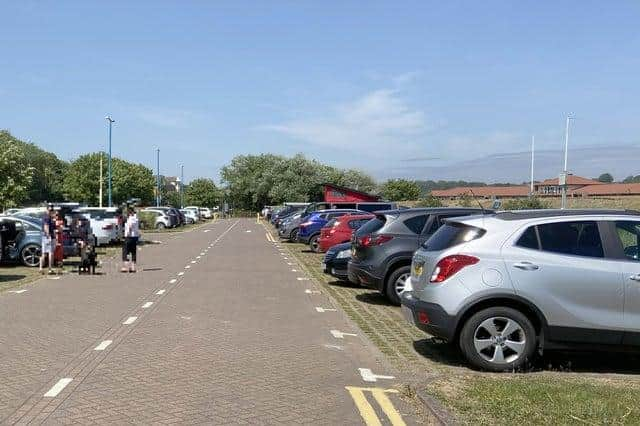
[0,219,426,424]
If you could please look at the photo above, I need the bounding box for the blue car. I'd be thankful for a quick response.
[297,209,364,252]
[0,215,44,267]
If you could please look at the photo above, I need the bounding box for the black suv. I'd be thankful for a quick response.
[348,208,488,305]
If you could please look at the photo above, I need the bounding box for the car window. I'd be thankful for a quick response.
[423,222,485,251]
[403,214,428,235]
[537,221,603,258]
[516,226,539,250]
[614,221,640,261]
[348,219,368,230]
[325,219,337,228]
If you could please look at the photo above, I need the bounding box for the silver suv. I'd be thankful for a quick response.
[401,210,640,371]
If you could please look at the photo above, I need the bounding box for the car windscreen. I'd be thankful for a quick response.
[422,222,485,251]
[354,215,386,236]
[324,219,337,228]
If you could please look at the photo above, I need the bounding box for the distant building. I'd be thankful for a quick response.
[432,174,640,199]
[163,176,182,194]
[322,183,380,203]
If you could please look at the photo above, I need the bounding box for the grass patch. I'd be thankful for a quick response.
[427,374,640,425]
[0,264,42,293]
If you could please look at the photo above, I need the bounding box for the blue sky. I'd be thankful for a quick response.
[1,1,639,183]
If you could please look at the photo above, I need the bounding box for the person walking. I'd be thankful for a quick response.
[121,208,140,273]
[39,207,56,274]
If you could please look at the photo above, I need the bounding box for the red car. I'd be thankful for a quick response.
[318,214,374,252]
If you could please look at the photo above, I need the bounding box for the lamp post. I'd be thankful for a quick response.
[156,148,161,207]
[105,116,115,207]
[180,164,184,208]
[530,136,535,196]
[561,116,574,209]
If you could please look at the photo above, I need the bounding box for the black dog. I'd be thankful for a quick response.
[79,245,98,275]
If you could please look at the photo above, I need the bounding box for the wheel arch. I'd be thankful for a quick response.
[382,255,413,288]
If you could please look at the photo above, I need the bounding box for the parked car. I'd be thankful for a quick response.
[277,211,307,241]
[199,207,213,219]
[402,209,640,372]
[322,242,352,281]
[150,207,180,227]
[180,209,199,224]
[143,208,173,229]
[298,209,366,252]
[300,202,397,218]
[74,207,122,246]
[0,215,43,267]
[348,208,488,305]
[318,213,374,252]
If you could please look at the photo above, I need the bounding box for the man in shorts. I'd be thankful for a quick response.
[40,208,56,274]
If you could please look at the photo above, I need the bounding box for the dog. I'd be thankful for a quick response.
[79,245,98,275]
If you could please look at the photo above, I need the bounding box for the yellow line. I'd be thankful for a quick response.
[346,387,382,426]
[371,388,406,426]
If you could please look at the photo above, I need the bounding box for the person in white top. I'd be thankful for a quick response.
[121,208,140,273]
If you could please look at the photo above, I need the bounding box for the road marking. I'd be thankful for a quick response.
[358,368,395,382]
[297,277,309,281]
[287,262,293,265]
[47,276,61,280]
[324,344,344,350]
[178,272,184,276]
[169,279,177,284]
[123,316,138,325]
[315,307,337,313]
[44,378,73,397]
[246,230,252,233]
[9,289,27,294]
[291,269,298,272]
[142,302,153,309]
[203,229,211,233]
[330,330,358,339]
[305,289,320,294]
[346,387,405,426]
[94,340,112,351]
[196,256,201,259]
[156,289,166,295]
[200,252,205,256]
[191,260,197,264]
[283,257,289,260]
[185,265,191,269]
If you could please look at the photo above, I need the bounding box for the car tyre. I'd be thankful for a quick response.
[20,243,42,267]
[384,266,410,305]
[309,234,321,253]
[290,228,299,241]
[156,222,166,230]
[459,307,536,372]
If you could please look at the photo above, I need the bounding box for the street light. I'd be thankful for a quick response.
[561,115,574,209]
[105,116,115,207]
[156,148,161,207]
[180,164,184,208]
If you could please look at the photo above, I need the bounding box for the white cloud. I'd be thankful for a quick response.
[264,89,430,156]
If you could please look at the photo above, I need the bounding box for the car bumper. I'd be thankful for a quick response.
[323,259,349,280]
[297,234,312,244]
[400,291,456,341]
[347,262,384,291]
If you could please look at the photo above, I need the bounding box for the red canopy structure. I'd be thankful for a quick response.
[322,183,380,203]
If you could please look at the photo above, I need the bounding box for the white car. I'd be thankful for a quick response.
[143,208,172,229]
[75,207,122,246]
[180,209,199,224]
[199,207,213,219]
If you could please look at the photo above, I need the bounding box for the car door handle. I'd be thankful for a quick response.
[513,262,539,271]
[629,274,640,282]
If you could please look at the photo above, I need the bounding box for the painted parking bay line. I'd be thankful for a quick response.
[315,307,337,313]
[44,378,73,397]
[9,289,27,294]
[94,340,113,351]
[142,302,153,309]
[123,316,138,325]
[169,279,177,284]
[330,330,358,339]
[358,368,395,382]
[346,386,406,426]
[156,289,166,295]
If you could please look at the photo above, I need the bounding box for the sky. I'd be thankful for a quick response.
[1,1,639,183]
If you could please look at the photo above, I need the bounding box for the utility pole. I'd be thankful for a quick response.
[156,148,161,207]
[561,116,573,209]
[105,116,115,207]
[99,155,103,208]
[530,136,535,196]
[180,164,184,208]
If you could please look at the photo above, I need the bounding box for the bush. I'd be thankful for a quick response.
[502,196,549,210]
[137,211,157,230]
[414,195,443,207]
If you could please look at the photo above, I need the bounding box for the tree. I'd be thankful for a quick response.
[597,173,614,183]
[63,152,155,206]
[0,139,35,210]
[380,179,421,201]
[184,178,221,208]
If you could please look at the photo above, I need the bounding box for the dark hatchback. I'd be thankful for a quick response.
[348,207,489,305]
[322,242,352,281]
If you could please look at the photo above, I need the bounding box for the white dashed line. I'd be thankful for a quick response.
[287,262,293,265]
[94,340,113,351]
[200,252,205,256]
[169,279,177,284]
[196,256,201,259]
[305,289,320,294]
[185,265,191,269]
[123,316,138,325]
[203,229,211,233]
[178,272,184,276]
[358,368,395,382]
[156,289,166,295]
[297,277,309,281]
[142,302,153,309]
[191,260,196,264]
[291,269,298,272]
[330,330,358,339]
[44,378,73,397]
[9,289,27,294]
[315,307,337,313]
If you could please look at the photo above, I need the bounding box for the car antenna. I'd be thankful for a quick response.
[467,189,487,215]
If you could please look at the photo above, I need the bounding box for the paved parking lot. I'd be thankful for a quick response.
[0,219,428,425]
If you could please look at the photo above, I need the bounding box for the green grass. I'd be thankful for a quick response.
[427,375,640,425]
[0,264,42,293]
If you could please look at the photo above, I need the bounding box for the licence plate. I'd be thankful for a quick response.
[401,305,416,326]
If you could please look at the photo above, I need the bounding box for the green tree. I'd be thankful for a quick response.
[502,196,549,210]
[597,173,614,183]
[63,152,154,206]
[0,139,35,210]
[380,179,421,201]
[414,195,443,207]
[184,178,221,208]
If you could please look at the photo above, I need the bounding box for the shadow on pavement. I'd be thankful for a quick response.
[413,339,465,367]
[0,274,27,283]
[540,351,640,375]
[327,279,361,289]
[355,292,394,306]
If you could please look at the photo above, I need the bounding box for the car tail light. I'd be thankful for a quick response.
[102,224,114,230]
[430,255,479,283]
[358,234,393,247]
[418,312,430,324]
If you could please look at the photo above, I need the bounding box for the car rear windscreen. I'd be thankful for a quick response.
[422,222,485,251]
[354,215,386,236]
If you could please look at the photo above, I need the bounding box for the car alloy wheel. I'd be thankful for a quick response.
[156,222,166,230]
[473,316,526,364]
[384,265,411,306]
[394,272,410,296]
[310,235,320,252]
[21,244,42,267]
